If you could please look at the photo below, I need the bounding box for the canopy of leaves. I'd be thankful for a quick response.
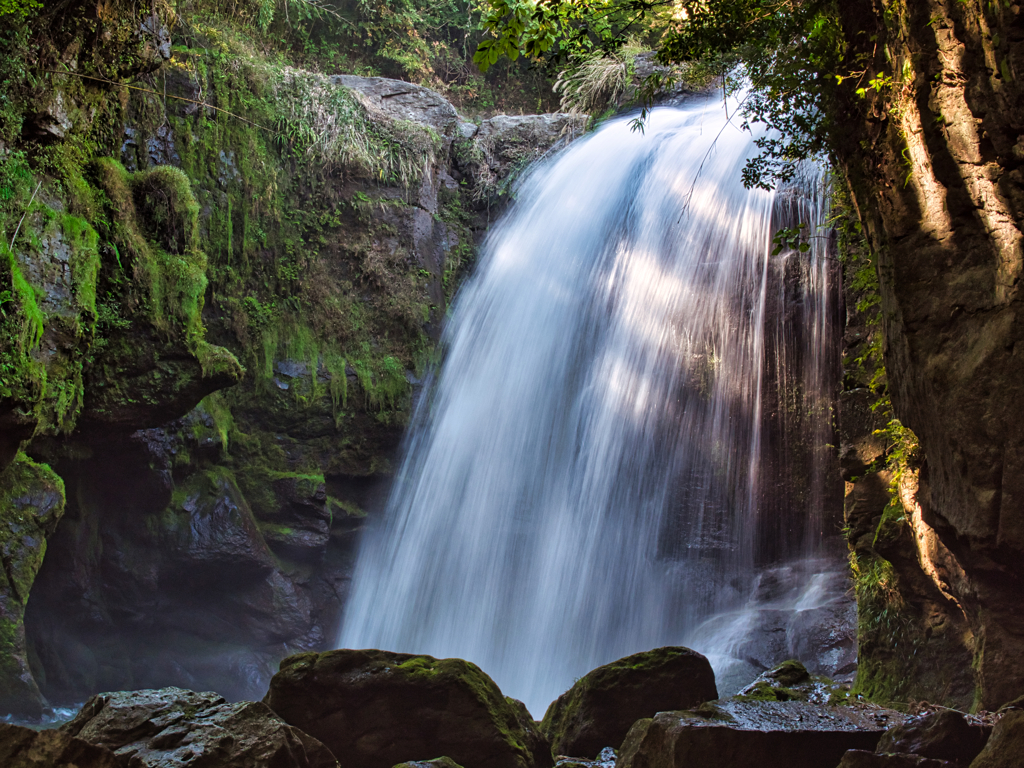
[474,0,847,188]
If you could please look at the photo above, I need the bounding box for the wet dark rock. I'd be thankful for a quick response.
[735,660,829,703]
[0,722,119,768]
[617,698,907,768]
[541,646,718,759]
[837,751,955,768]
[685,565,857,695]
[875,710,989,765]
[62,687,338,768]
[264,649,552,768]
[787,601,859,679]
[162,469,275,575]
[969,711,1024,768]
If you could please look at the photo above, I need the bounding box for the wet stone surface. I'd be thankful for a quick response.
[617,698,908,768]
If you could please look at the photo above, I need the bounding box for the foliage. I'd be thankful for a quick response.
[176,0,559,115]
[553,35,645,115]
[0,0,39,21]
[474,0,848,188]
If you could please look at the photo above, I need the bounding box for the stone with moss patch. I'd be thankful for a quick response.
[540,646,717,760]
[264,649,552,768]
[0,452,65,718]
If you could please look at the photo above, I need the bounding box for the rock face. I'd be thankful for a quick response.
[61,686,338,768]
[0,455,65,719]
[0,723,119,768]
[2,3,581,713]
[617,699,906,768]
[264,649,551,768]
[540,646,718,759]
[833,0,1024,707]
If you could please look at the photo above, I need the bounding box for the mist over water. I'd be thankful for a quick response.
[339,98,843,717]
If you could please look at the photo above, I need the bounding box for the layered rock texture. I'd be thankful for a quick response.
[0,2,579,716]
[833,0,1024,709]
[61,687,338,768]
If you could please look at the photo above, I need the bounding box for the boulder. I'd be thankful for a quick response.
[332,76,460,140]
[875,710,989,765]
[617,699,907,768]
[62,686,338,768]
[264,649,551,768]
[541,646,718,759]
[838,751,956,768]
[0,723,119,768]
[969,711,1024,768]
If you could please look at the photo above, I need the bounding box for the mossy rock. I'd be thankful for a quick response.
[876,710,988,765]
[971,710,1024,768]
[540,646,718,759]
[0,453,65,718]
[264,649,552,768]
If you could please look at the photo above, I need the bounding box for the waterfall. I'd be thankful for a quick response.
[339,97,843,717]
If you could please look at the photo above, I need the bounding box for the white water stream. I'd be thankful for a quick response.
[339,97,843,717]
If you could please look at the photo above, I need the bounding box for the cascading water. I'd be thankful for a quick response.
[339,95,846,717]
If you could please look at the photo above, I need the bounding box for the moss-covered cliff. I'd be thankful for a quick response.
[0,0,577,716]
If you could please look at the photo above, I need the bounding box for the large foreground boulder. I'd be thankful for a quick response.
[838,752,956,767]
[264,649,551,768]
[541,646,718,759]
[617,699,907,768]
[969,711,1024,768]
[0,723,119,768]
[876,710,989,765]
[61,686,337,768]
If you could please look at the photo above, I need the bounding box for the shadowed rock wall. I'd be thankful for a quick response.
[835,0,1024,710]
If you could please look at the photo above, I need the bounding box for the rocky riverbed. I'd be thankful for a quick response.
[3,647,1018,768]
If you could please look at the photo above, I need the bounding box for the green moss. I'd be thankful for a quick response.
[194,340,245,380]
[92,158,211,343]
[733,682,803,702]
[351,352,409,417]
[766,659,810,687]
[58,211,100,324]
[0,241,46,410]
[386,655,535,758]
[0,452,66,601]
[195,391,235,452]
[691,702,735,721]
[849,551,917,707]
[328,496,365,519]
[132,165,201,255]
